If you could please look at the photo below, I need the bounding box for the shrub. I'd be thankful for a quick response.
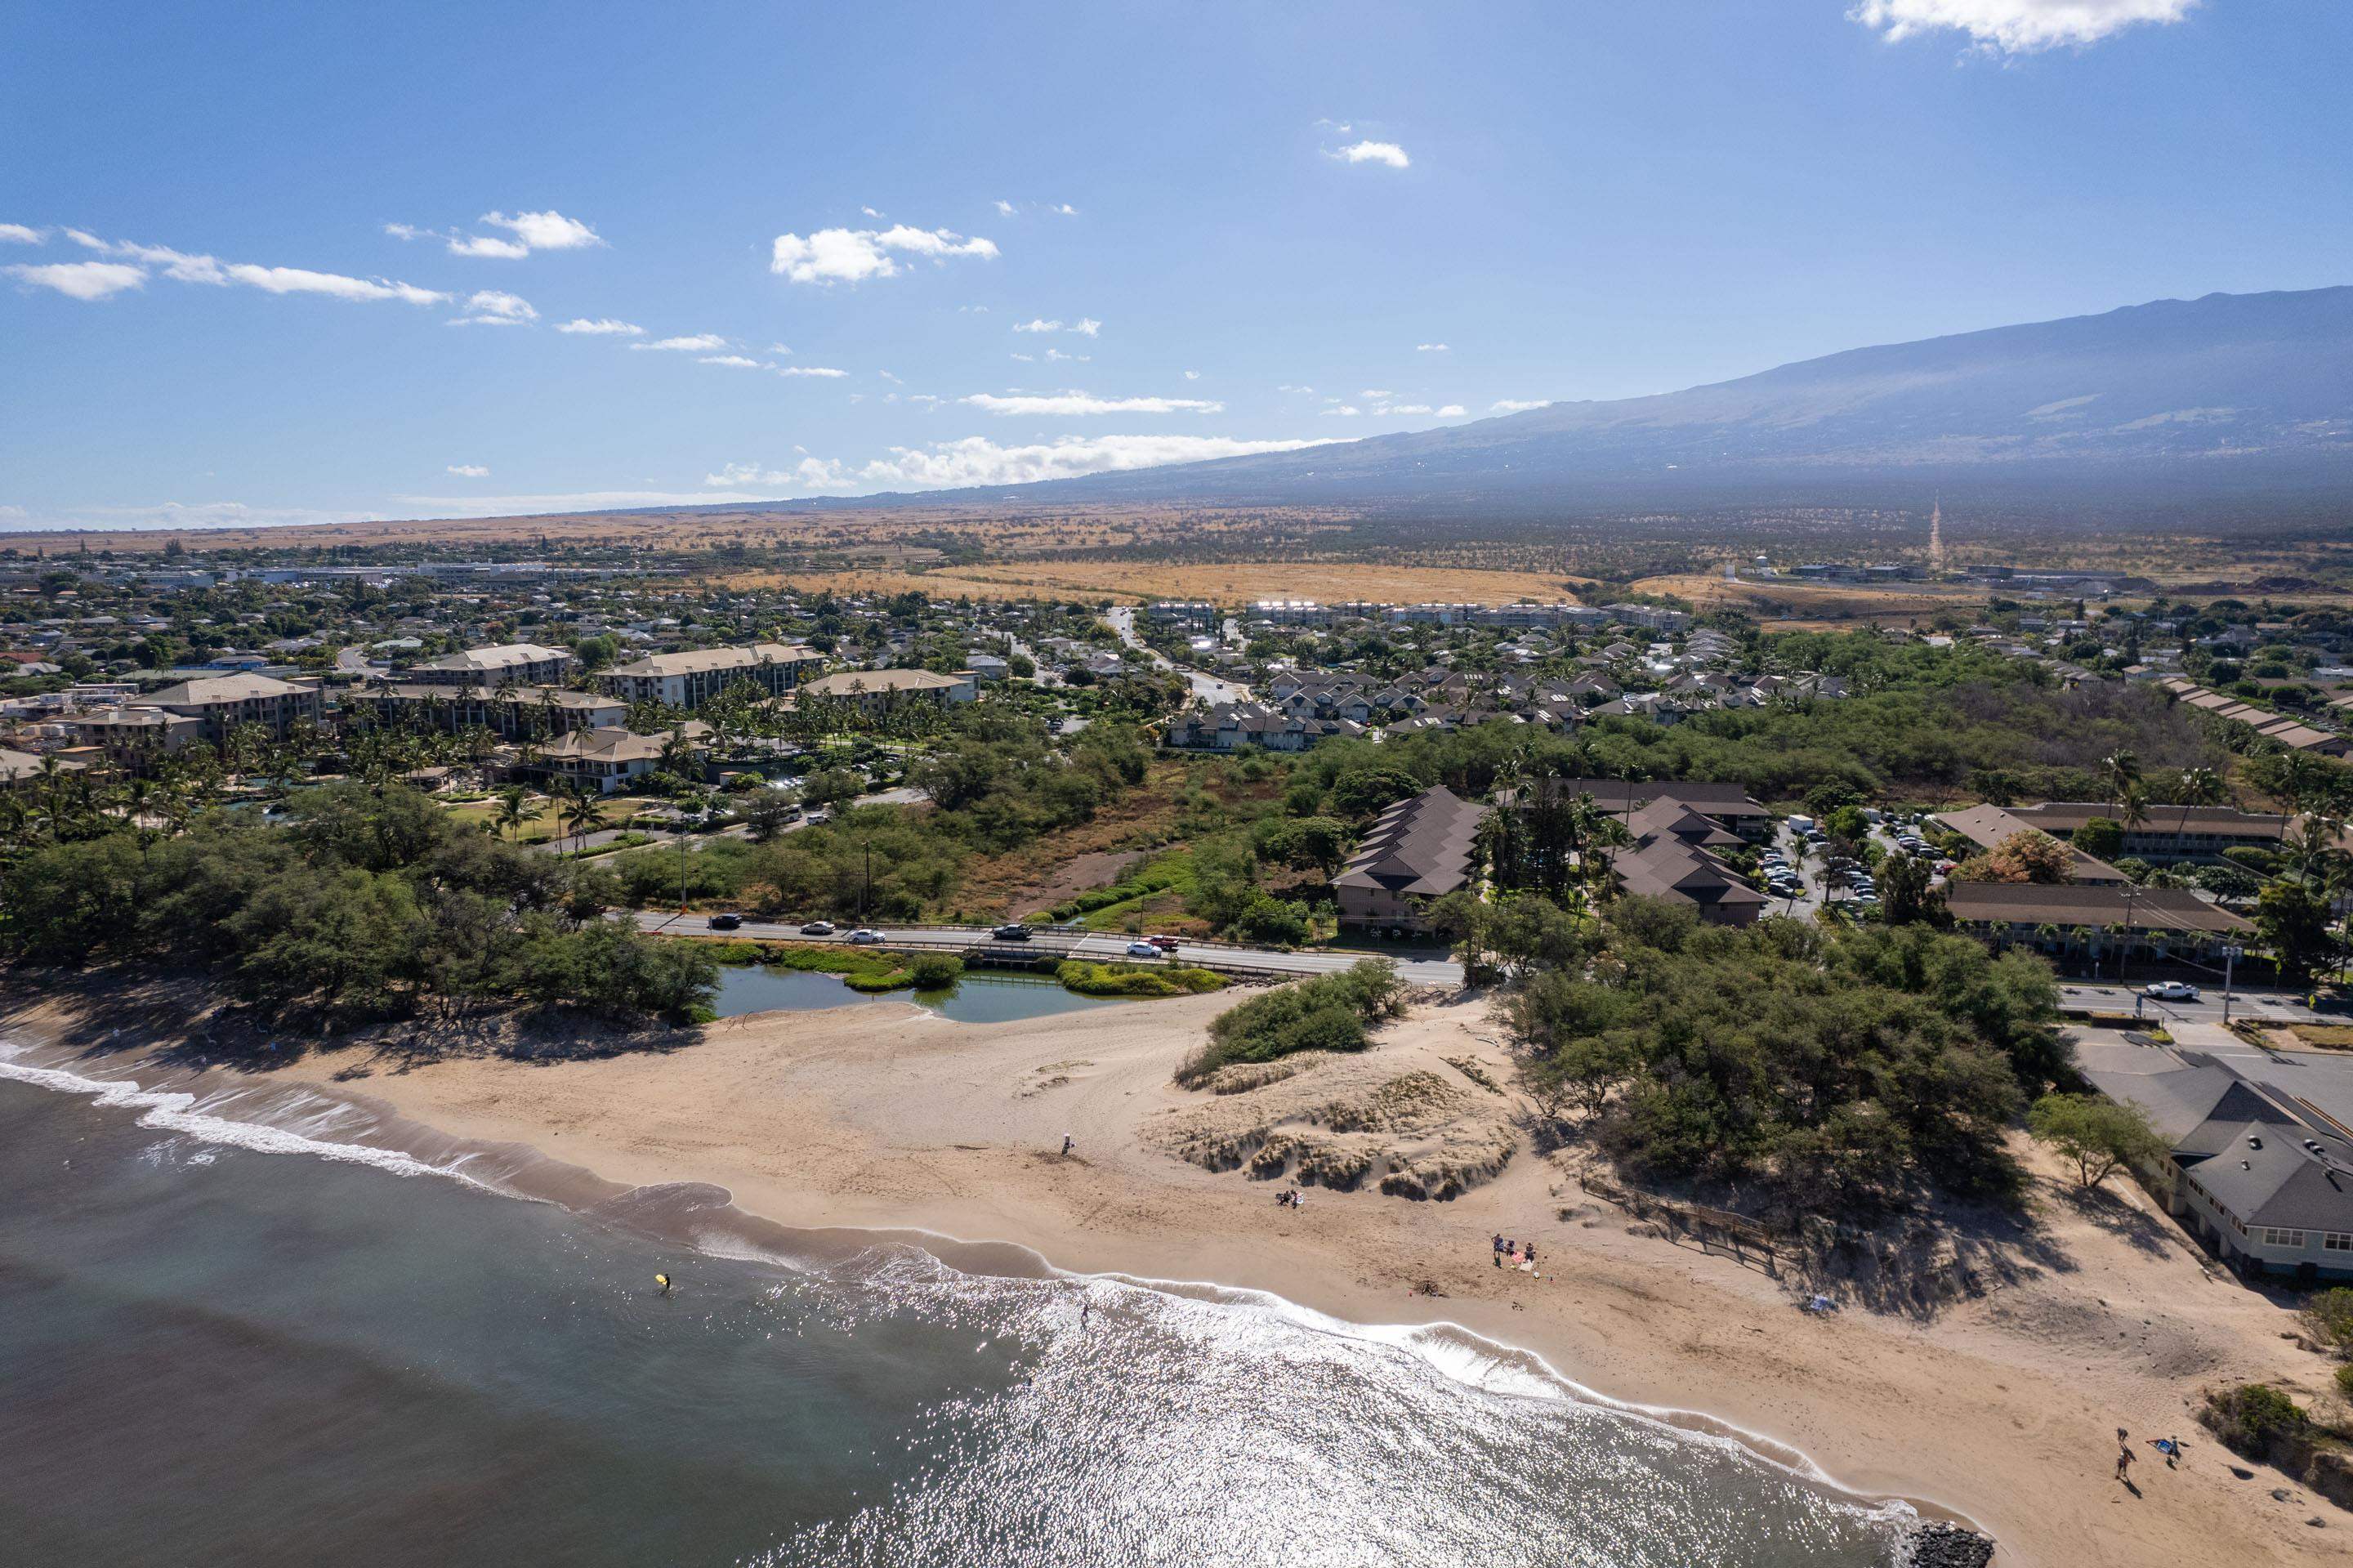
[2203,1384,2308,1459]
[1179,959,1404,1083]
[2337,1365,2353,1403]
[2302,1287,2353,1351]
[905,952,965,989]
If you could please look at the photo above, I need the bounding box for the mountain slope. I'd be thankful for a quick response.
[937,287,2353,511]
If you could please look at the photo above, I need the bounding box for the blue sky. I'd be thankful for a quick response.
[4,0,2346,530]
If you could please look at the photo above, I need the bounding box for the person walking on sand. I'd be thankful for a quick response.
[2114,1443,2135,1483]
[1060,1133,1074,1158]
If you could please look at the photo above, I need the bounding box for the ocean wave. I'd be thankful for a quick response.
[0,1044,498,1191]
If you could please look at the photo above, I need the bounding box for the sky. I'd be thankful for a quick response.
[4,0,2349,532]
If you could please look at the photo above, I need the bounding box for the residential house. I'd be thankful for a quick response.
[2075,1042,2353,1282]
[1333,785,1489,932]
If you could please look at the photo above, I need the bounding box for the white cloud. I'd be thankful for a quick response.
[961,391,1223,417]
[7,261,145,300]
[225,264,446,304]
[993,199,1016,217]
[1361,388,1394,398]
[768,342,793,354]
[19,235,450,305]
[631,333,730,352]
[449,289,538,325]
[1491,399,1552,413]
[769,223,998,284]
[1847,0,2196,52]
[777,365,849,377]
[1330,140,1410,169]
[395,208,605,260]
[445,464,489,477]
[556,317,644,335]
[1416,342,1449,352]
[1380,404,1433,415]
[1435,404,1467,417]
[1277,384,1314,394]
[1015,315,1100,337]
[1323,405,1363,418]
[449,233,530,259]
[0,223,47,244]
[1053,203,1078,216]
[1183,370,1200,381]
[1011,352,1036,362]
[1045,348,1089,362]
[861,206,884,218]
[480,209,605,251]
[699,355,766,368]
[707,433,1340,494]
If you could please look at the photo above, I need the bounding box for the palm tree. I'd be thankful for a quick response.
[493,784,532,843]
[2172,765,2223,860]
[2102,748,2142,816]
[2118,784,2152,855]
[558,781,600,855]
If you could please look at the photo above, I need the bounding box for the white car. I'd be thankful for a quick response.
[846,927,883,945]
[1124,940,1163,958]
[2144,981,2201,1002]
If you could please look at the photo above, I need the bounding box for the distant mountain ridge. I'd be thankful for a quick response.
[753,286,2353,516]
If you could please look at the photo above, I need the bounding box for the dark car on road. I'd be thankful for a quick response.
[991,924,1034,941]
[707,913,743,931]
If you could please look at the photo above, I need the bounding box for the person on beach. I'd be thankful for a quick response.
[1060,1133,1074,1158]
[2114,1444,2134,1483]
[2148,1436,2181,1468]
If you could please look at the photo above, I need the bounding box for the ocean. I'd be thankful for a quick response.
[0,1044,1918,1566]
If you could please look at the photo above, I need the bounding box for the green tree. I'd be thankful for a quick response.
[2255,881,2333,976]
[2074,816,2125,859]
[2025,1093,2165,1188]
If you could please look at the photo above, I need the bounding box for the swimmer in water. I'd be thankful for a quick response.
[656,1273,673,1297]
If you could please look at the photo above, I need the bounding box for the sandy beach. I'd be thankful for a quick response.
[7,982,2346,1565]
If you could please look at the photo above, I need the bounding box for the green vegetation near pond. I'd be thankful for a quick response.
[1055,959,1224,998]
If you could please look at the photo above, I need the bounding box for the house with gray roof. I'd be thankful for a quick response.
[2075,1042,2353,1282]
[1333,785,1488,933]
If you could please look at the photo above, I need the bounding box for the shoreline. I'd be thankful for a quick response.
[0,1035,1942,1544]
[4,981,2345,1565]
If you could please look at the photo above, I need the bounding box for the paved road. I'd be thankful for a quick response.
[1107,605,1253,705]
[2057,981,2328,1027]
[632,909,1466,987]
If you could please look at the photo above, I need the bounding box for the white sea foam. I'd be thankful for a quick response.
[0,1045,495,1191]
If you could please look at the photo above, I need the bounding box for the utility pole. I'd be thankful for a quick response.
[2222,944,2239,1025]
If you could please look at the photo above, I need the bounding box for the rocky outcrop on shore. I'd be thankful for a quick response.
[1909,1521,1997,1566]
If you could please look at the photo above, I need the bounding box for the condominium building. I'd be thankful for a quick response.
[402,642,574,687]
[601,642,824,710]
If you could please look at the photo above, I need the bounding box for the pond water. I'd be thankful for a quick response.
[708,965,1123,1025]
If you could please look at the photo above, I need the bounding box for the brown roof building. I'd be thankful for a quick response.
[1333,785,1487,932]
